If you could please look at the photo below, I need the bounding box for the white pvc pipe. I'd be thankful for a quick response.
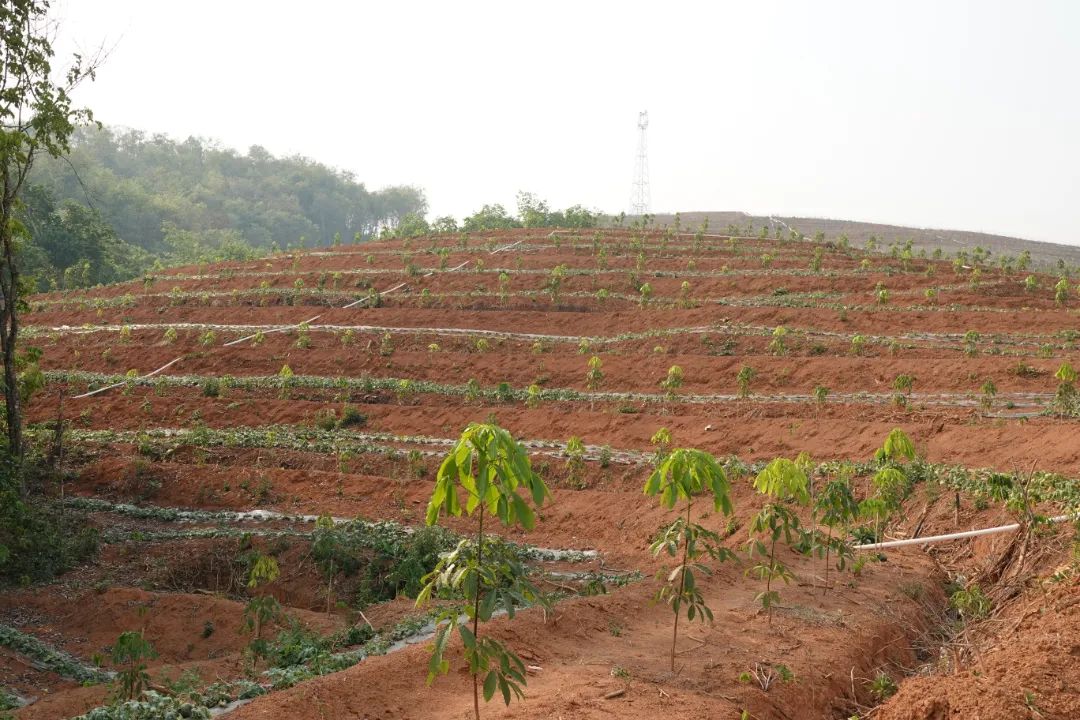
[66,259,475,400]
[424,261,469,277]
[70,355,187,399]
[341,282,406,309]
[490,240,523,254]
[855,513,1076,550]
[223,313,323,346]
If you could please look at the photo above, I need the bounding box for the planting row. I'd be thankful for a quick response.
[26,318,1080,362]
[38,367,1076,412]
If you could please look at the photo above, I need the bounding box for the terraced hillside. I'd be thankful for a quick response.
[4,228,1080,719]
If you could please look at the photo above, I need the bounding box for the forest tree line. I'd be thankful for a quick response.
[19,125,427,290]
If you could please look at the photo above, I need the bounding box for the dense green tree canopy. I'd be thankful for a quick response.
[20,124,426,286]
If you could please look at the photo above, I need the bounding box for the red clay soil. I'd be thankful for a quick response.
[27,323,1065,368]
[28,289,1080,338]
[30,330,1076,395]
[0,586,342,664]
[229,550,943,720]
[40,388,1080,479]
[0,587,345,720]
[879,581,1080,720]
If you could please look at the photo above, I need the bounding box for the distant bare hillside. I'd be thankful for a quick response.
[620,211,1080,270]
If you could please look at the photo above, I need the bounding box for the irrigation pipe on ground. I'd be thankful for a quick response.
[855,512,1078,551]
[224,313,324,346]
[69,260,475,399]
[70,355,187,399]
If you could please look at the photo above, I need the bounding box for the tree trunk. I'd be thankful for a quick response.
[0,189,24,475]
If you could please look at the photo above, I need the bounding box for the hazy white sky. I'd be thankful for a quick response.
[54,0,1078,243]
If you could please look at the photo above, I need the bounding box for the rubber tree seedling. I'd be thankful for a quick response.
[564,436,586,487]
[768,326,788,356]
[644,448,736,671]
[651,427,673,465]
[242,554,281,661]
[746,458,810,623]
[900,246,914,272]
[416,423,551,719]
[679,281,692,308]
[892,374,915,408]
[465,378,482,403]
[723,360,753,398]
[815,479,859,592]
[295,323,312,349]
[1054,361,1078,414]
[312,516,354,615]
[395,379,415,404]
[111,631,157,701]
[277,364,294,399]
[1024,275,1038,292]
[963,330,981,357]
[661,365,683,399]
[638,282,653,307]
[980,379,997,411]
[1055,276,1070,306]
[862,429,917,538]
[497,272,510,304]
[813,385,829,406]
[969,267,982,290]
[546,264,566,305]
[850,334,866,356]
[1017,250,1032,272]
[380,332,395,356]
[586,356,604,392]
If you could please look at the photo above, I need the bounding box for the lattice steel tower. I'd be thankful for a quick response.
[630,110,650,215]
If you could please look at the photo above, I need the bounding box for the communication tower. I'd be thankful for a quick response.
[630,111,650,215]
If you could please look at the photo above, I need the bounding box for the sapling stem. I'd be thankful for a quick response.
[767,532,778,625]
[473,502,485,720]
[823,527,832,595]
[670,499,692,671]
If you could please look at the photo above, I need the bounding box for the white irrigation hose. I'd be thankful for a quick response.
[70,355,187,399]
[491,239,524,254]
[67,261,474,399]
[224,313,323,346]
[427,261,469,277]
[341,282,406,309]
[855,513,1077,551]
